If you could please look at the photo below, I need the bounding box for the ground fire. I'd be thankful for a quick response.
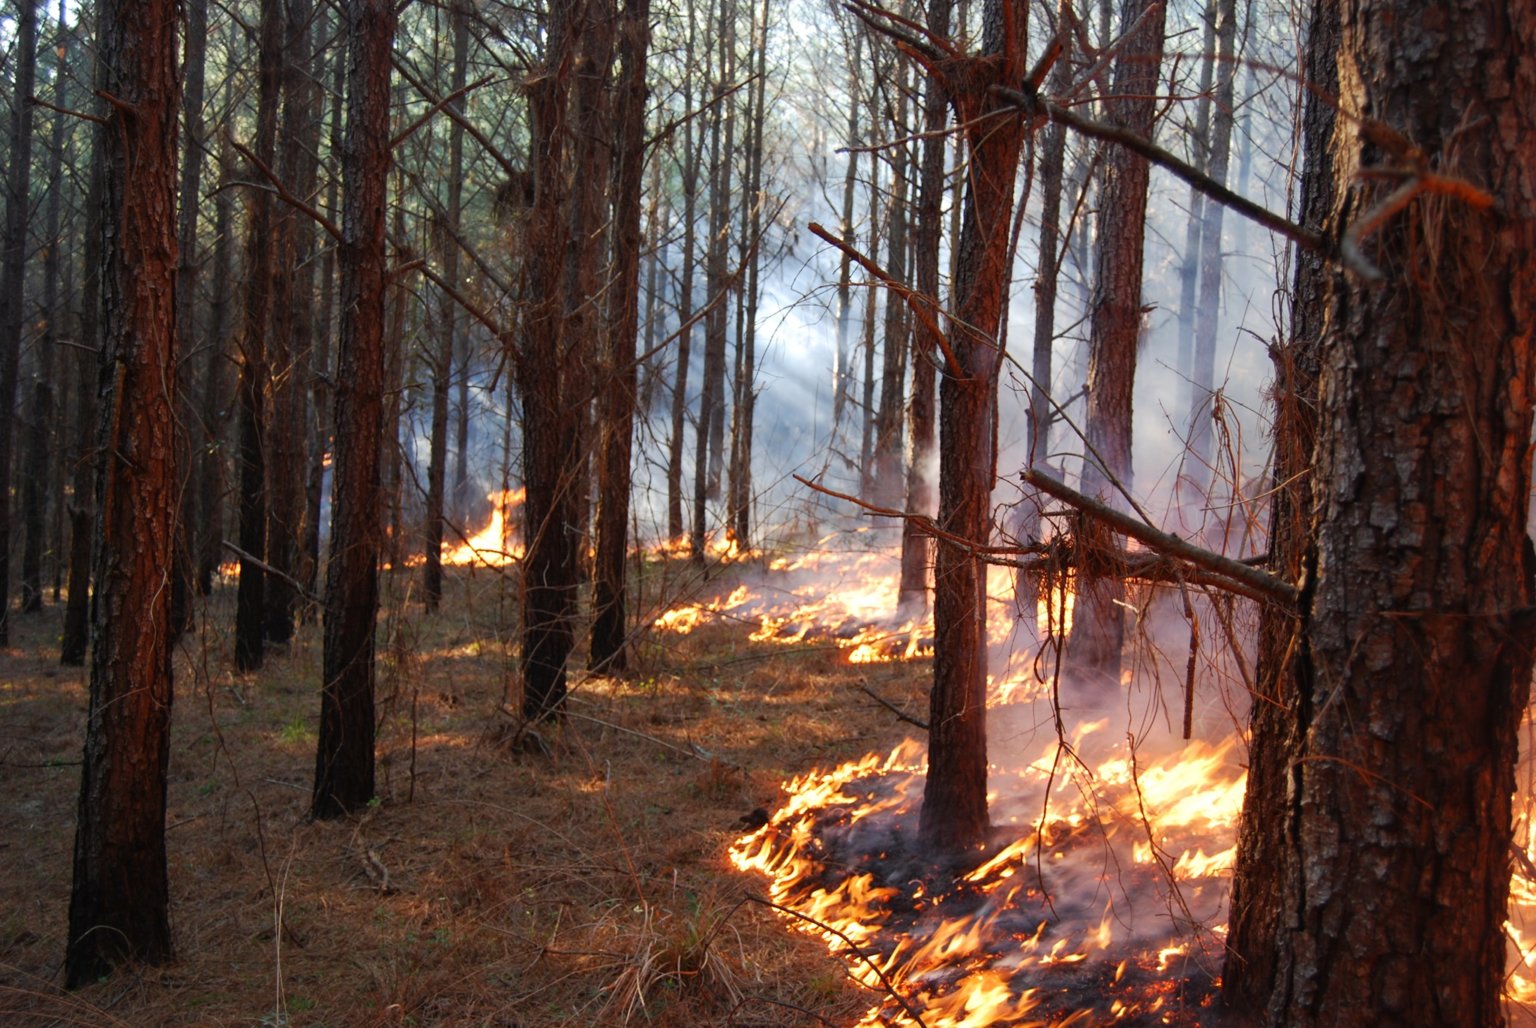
[652,538,1536,1024]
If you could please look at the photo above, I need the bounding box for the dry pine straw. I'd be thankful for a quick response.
[0,562,922,1027]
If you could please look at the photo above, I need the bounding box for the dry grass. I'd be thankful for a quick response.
[0,557,921,1026]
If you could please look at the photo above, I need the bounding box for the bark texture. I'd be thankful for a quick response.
[1225,2,1536,1023]
[919,0,1029,853]
[0,0,39,643]
[312,0,395,819]
[590,0,651,672]
[1067,0,1166,688]
[519,0,614,718]
[65,0,180,984]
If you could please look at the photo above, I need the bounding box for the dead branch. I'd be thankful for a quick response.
[808,223,961,378]
[390,74,495,151]
[221,541,323,606]
[224,131,343,244]
[1021,469,1298,605]
[991,83,1334,270]
[856,682,929,731]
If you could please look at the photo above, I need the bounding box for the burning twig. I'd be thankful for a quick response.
[742,893,930,1028]
[1022,469,1297,605]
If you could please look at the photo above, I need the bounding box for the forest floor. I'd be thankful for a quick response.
[0,554,919,1027]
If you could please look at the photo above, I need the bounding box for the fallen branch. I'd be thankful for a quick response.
[1021,469,1298,605]
[221,541,323,606]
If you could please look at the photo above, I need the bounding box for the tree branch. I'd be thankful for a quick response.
[1021,469,1298,605]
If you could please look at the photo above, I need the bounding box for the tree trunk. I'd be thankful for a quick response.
[1013,2,1073,617]
[692,0,735,559]
[61,37,105,668]
[22,4,70,614]
[519,0,614,719]
[234,0,285,671]
[919,0,1029,853]
[665,1,700,542]
[423,0,470,614]
[265,0,318,645]
[590,0,651,672]
[1224,3,1536,1023]
[65,0,180,983]
[1066,0,1166,692]
[726,0,767,550]
[1185,0,1238,491]
[1221,0,1334,1010]
[871,57,911,511]
[897,0,951,616]
[312,0,396,820]
[0,0,39,644]
[831,32,861,438]
[197,130,235,595]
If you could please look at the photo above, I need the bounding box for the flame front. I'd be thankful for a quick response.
[441,488,525,567]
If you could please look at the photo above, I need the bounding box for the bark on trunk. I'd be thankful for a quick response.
[1223,2,1536,1022]
[65,0,180,983]
[519,0,614,719]
[919,0,1029,853]
[423,0,471,614]
[311,0,395,819]
[234,0,285,671]
[590,0,650,671]
[0,0,39,643]
[1221,0,1335,1009]
[897,0,951,616]
[1066,0,1166,692]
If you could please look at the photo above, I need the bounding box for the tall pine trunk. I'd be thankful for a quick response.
[65,0,180,983]
[590,0,651,671]
[1066,0,1166,691]
[1223,2,1536,1022]
[312,0,396,819]
[0,0,39,643]
[919,0,1029,853]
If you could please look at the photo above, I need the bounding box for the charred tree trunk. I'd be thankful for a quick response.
[692,0,735,560]
[423,0,471,614]
[897,0,951,617]
[590,0,650,672]
[1224,3,1536,1024]
[1066,0,1165,692]
[919,0,1029,854]
[65,0,180,983]
[0,0,39,644]
[311,0,395,820]
[305,14,347,597]
[831,32,862,438]
[196,132,235,595]
[234,0,285,671]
